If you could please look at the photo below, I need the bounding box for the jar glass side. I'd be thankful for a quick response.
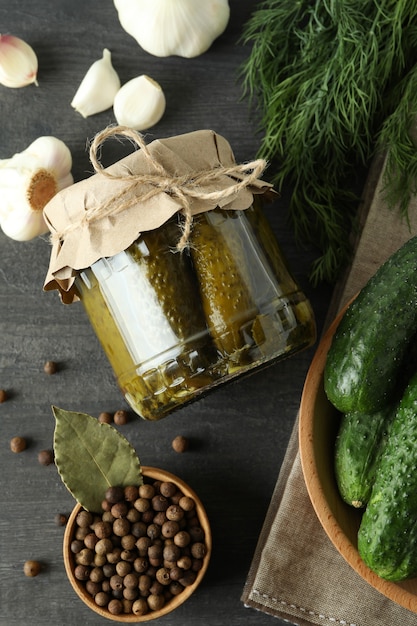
[243,200,317,348]
[75,203,316,420]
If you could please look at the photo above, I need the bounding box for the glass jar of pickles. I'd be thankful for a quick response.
[44,127,316,420]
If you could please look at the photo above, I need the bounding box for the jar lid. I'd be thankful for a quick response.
[43,127,272,303]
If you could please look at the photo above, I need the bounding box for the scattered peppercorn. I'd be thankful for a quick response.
[171,435,189,453]
[10,436,27,453]
[54,513,68,526]
[113,409,129,425]
[69,478,208,616]
[43,360,58,375]
[98,411,113,424]
[38,449,55,466]
[0,389,8,403]
[23,560,41,577]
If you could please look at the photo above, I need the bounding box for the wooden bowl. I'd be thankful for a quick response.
[63,466,212,622]
[299,304,417,612]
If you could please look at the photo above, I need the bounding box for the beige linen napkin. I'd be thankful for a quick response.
[241,153,417,626]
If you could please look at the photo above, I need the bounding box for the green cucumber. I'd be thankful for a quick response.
[334,405,395,509]
[358,370,417,581]
[324,235,417,413]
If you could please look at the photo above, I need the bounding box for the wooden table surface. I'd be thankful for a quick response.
[0,2,334,625]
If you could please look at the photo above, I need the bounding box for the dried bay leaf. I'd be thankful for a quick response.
[52,405,142,512]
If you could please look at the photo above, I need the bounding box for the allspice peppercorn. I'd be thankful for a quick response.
[54,512,68,526]
[38,449,55,466]
[139,483,155,499]
[113,409,129,425]
[152,495,168,512]
[108,598,123,615]
[113,517,130,537]
[179,496,195,512]
[174,530,190,548]
[0,389,8,403]
[94,520,112,539]
[172,435,189,453]
[10,436,27,453]
[147,593,165,611]
[191,542,206,559]
[124,485,138,502]
[98,411,113,424]
[105,486,124,504]
[95,538,113,556]
[155,567,171,585]
[162,520,179,538]
[23,560,41,577]
[95,591,110,607]
[111,501,128,519]
[76,510,94,528]
[43,360,58,375]
[160,482,177,498]
[166,505,184,522]
[84,533,99,550]
[132,598,148,616]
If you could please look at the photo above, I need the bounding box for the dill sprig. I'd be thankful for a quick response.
[241,0,417,284]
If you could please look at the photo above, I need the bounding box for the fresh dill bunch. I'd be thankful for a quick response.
[241,0,417,284]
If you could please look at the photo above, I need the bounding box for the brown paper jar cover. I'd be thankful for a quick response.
[42,128,316,420]
[43,129,272,303]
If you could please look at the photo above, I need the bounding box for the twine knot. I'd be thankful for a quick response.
[88,126,268,250]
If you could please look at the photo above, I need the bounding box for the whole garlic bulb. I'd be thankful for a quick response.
[113,0,230,58]
[113,75,166,131]
[0,137,73,241]
[71,49,121,118]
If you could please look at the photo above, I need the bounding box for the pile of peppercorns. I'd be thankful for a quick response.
[70,478,207,617]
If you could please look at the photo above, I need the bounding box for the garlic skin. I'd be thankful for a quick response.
[0,137,73,241]
[0,34,38,88]
[113,0,230,58]
[113,75,166,131]
[71,49,121,118]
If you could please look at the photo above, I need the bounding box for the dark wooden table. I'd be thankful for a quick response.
[0,2,333,624]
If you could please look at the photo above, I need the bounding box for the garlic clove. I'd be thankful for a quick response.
[113,0,230,58]
[0,34,38,88]
[71,49,121,118]
[0,206,46,242]
[113,74,166,131]
[0,137,73,241]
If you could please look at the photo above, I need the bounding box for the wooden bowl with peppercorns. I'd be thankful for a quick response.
[63,466,212,622]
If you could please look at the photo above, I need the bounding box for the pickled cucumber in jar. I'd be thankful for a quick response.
[189,210,259,367]
[189,205,316,371]
[75,218,224,420]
